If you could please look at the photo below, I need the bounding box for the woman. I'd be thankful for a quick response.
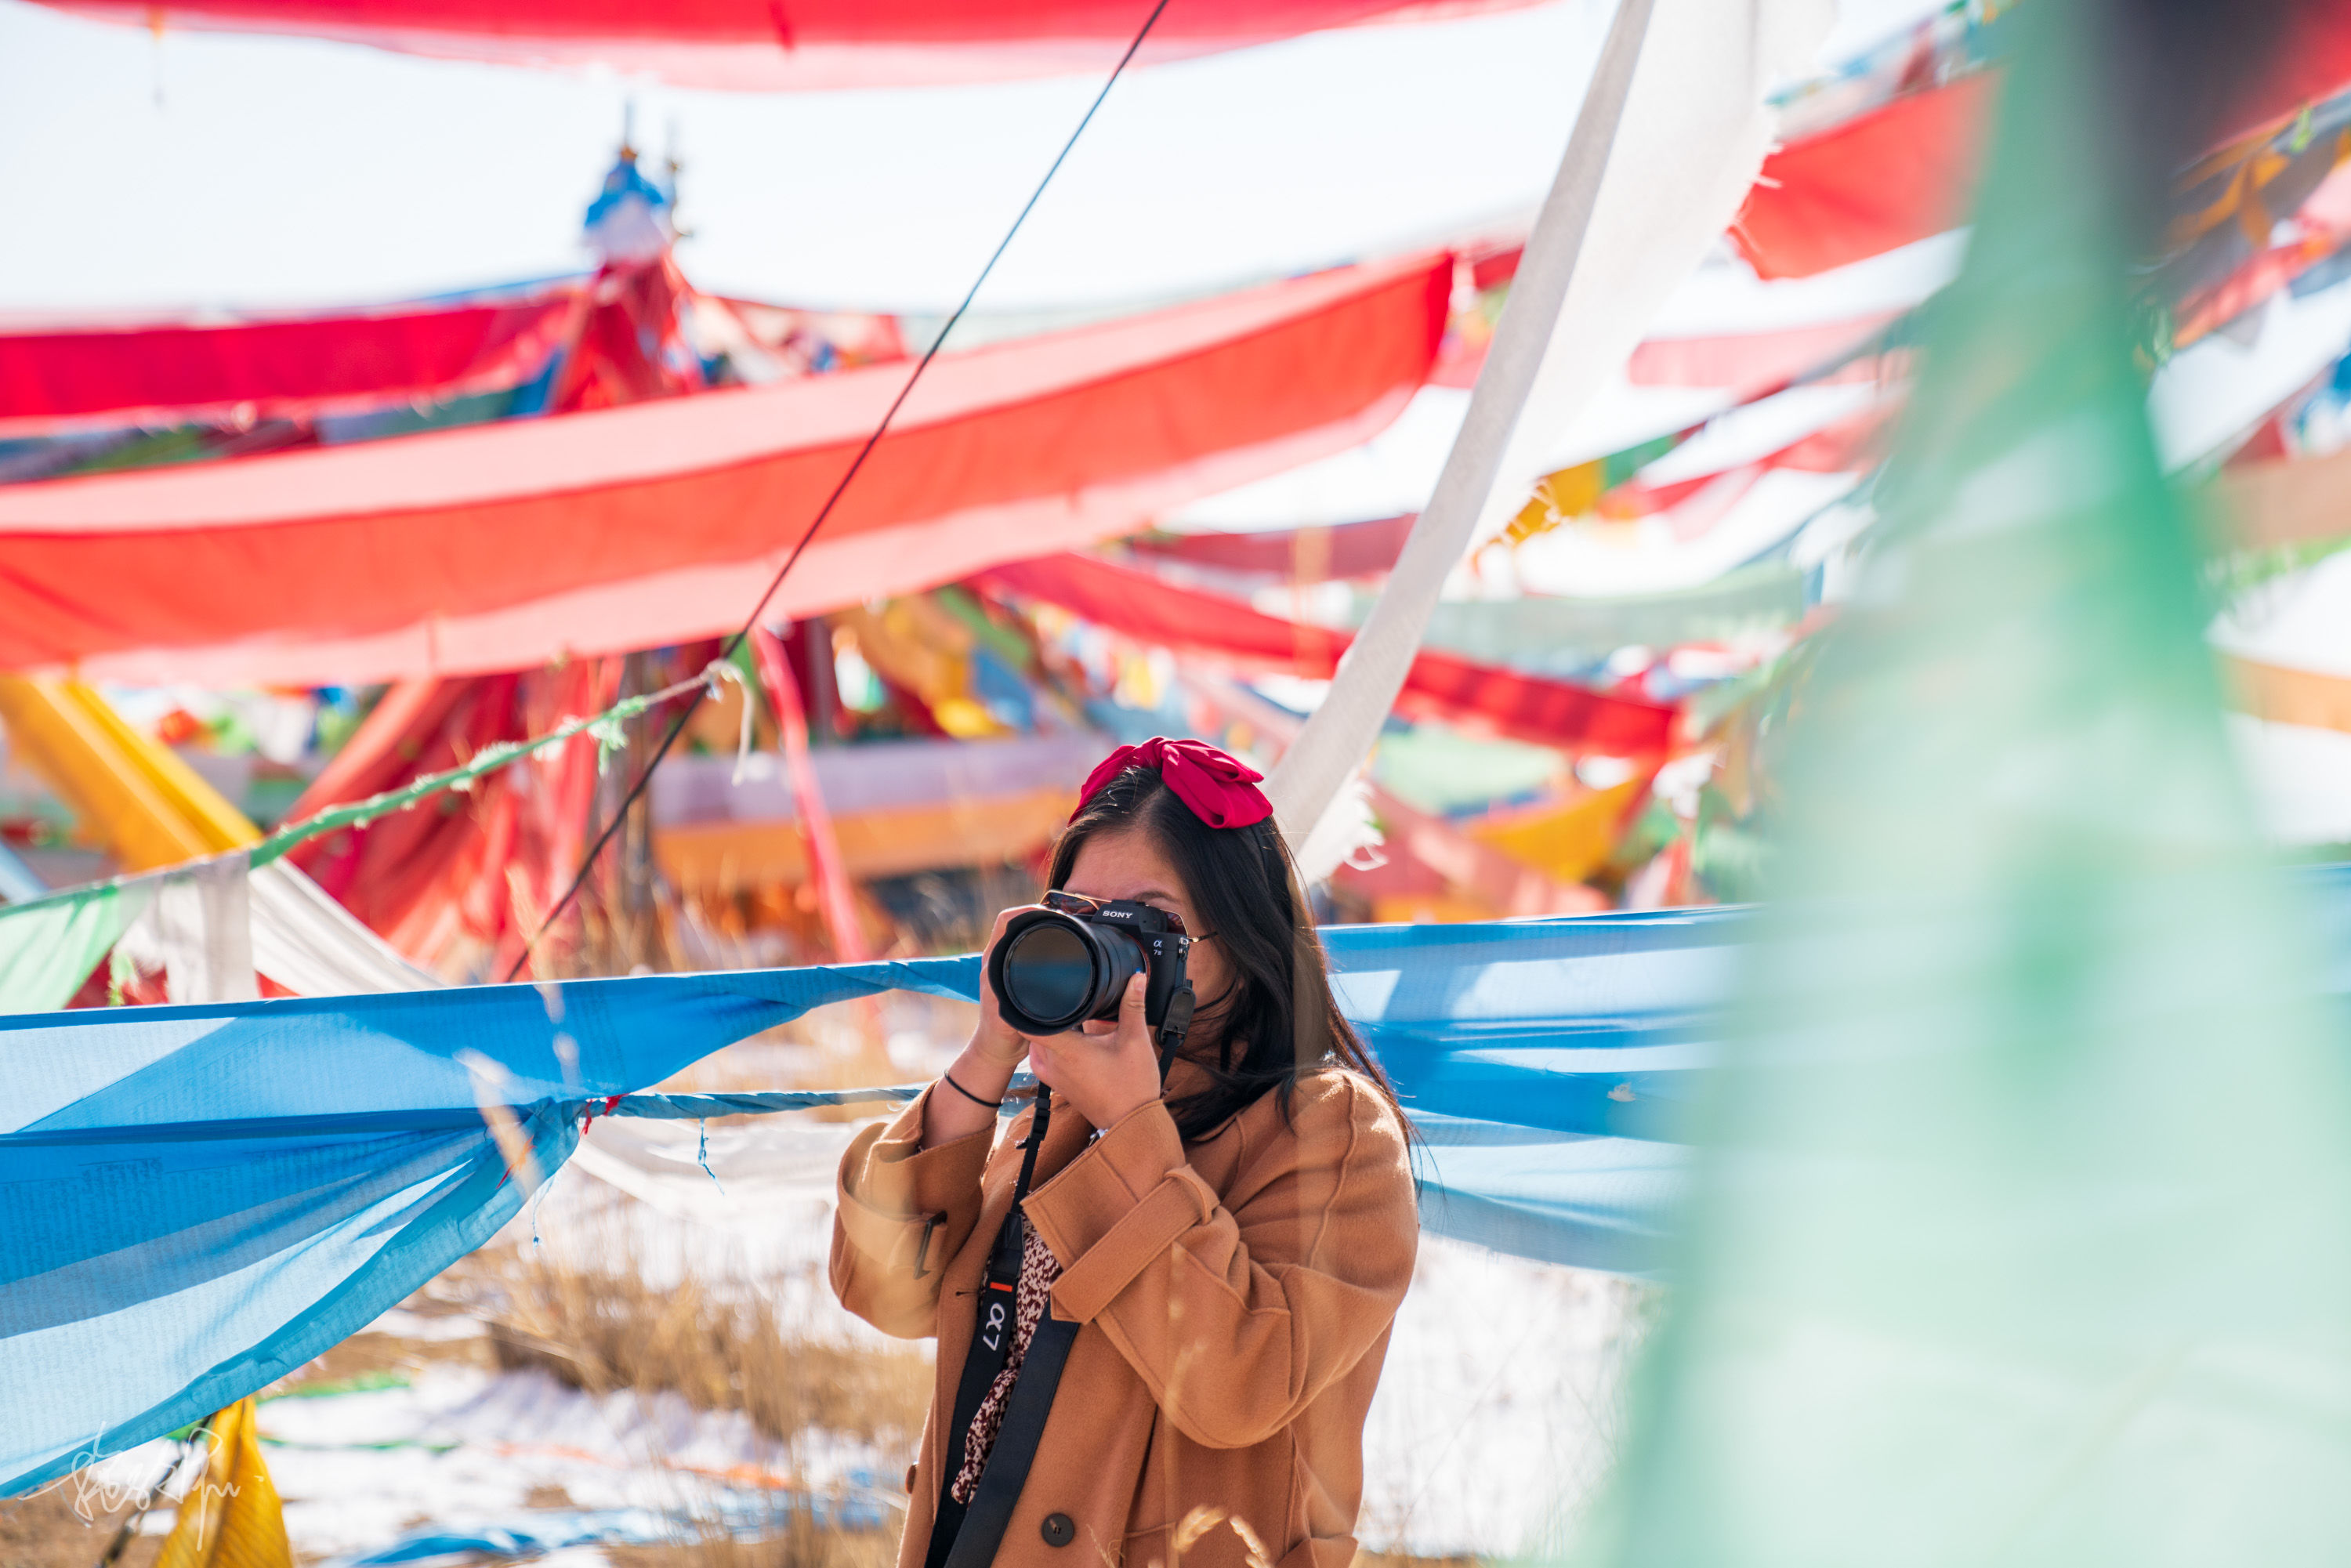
[831,737,1417,1568]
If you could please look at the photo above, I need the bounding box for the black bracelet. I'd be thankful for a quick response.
[940,1071,1003,1110]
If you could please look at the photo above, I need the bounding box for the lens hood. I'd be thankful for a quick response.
[989,907,1140,1036]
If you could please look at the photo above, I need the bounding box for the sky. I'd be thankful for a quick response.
[0,0,1949,317]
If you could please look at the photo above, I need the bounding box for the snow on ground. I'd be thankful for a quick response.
[1361,1237,1650,1557]
[259,1359,899,1559]
[77,1325,901,1560]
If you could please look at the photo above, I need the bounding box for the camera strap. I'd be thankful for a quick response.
[940,1315,1080,1568]
[1155,983,1195,1084]
[926,1085,1063,1568]
[926,989,1197,1568]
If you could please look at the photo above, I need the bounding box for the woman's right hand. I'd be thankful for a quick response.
[968,906,1035,1073]
[919,907,1034,1150]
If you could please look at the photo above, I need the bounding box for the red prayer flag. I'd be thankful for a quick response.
[976,552,1677,757]
[0,255,1451,685]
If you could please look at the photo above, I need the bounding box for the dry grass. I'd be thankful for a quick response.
[608,1516,901,1568]
[0,1484,163,1568]
[476,1248,932,1454]
[462,1240,930,1563]
[274,1327,494,1394]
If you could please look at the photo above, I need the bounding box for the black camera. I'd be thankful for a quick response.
[988,890,1193,1037]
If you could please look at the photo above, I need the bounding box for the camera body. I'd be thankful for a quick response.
[989,890,1193,1037]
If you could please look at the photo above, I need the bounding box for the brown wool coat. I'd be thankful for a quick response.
[830,1065,1418,1568]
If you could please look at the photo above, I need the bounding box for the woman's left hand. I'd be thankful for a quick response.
[1026,972,1164,1132]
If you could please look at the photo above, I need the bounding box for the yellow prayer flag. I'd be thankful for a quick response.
[158,1397,291,1568]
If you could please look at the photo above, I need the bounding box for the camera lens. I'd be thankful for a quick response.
[1002,920,1098,1029]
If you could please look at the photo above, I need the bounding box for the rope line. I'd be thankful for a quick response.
[0,664,732,927]
[505,0,1174,982]
[596,1078,1036,1121]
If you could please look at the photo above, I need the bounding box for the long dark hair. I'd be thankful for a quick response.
[1048,763,1403,1143]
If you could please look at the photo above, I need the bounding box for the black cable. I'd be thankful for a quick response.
[506,0,1173,982]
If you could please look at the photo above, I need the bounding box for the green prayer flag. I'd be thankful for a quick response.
[0,881,148,1013]
[1582,5,2351,1562]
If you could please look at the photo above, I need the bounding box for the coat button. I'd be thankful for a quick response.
[1041,1513,1075,1548]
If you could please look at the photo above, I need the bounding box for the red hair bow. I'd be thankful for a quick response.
[1074,737,1273,830]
